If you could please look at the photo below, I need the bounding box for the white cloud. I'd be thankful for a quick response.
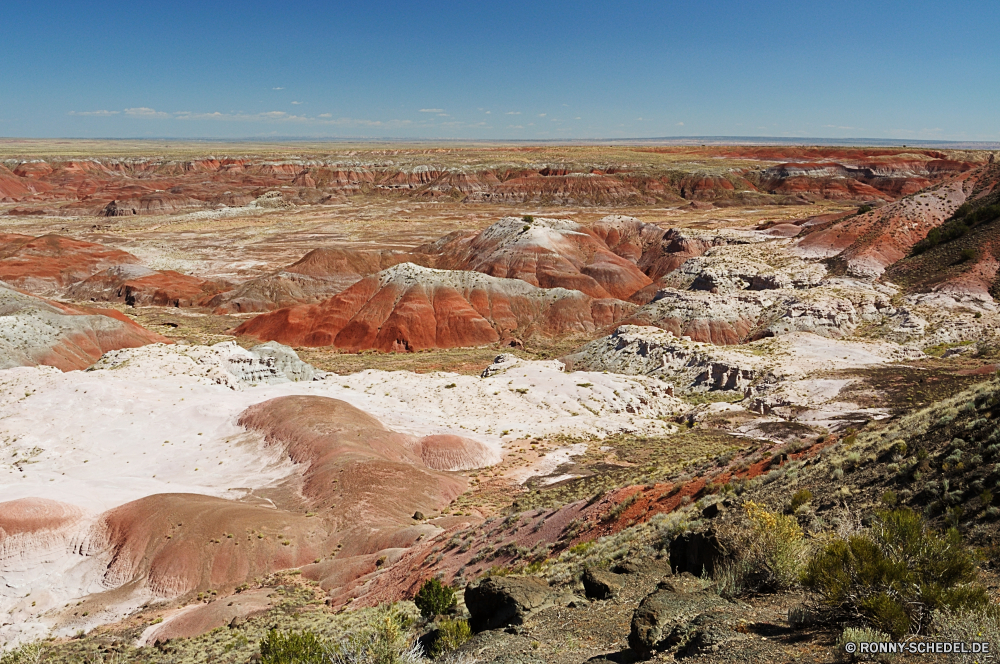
[676,122,684,126]
[291,101,303,105]
[72,106,411,128]
[538,113,547,117]
[574,117,582,120]
[508,125,524,129]
[506,111,521,115]
[419,108,444,113]
[272,87,285,90]
[124,107,170,118]
[485,111,491,115]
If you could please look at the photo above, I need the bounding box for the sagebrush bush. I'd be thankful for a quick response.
[932,608,1000,664]
[328,607,423,664]
[414,578,457,618]
[0,643,45,664]
[835,626,894,662]
[430,618,472,658]
[803,508,989,638]
[260,629,328,664]
[715,501,804,596]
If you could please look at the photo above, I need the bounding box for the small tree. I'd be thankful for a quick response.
[414,578,457,618]
[803,508,989,638]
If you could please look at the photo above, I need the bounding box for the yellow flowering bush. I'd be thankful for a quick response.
[716,500,805,596]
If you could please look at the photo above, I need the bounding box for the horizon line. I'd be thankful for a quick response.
[1,135,999,149]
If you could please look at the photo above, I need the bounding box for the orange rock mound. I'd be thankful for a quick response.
[233,263,635,351]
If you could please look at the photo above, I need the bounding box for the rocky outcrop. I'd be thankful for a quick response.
[92,340,319,389]
[582,567,623,600]
[465,576,555,631]
[233,263,636,351]
[628,578,734,658]
[561,325,757,393]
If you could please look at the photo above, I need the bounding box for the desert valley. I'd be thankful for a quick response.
[1,140,1000,663]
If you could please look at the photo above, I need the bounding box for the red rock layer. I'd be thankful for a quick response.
[0,233,140,294]
[2,149,977,215]
[209,248,428,313]
[237,395,466,523]
[797,165,992,276]
[233,264,635,351]
[92,494,323,597]
[69,266,230,307]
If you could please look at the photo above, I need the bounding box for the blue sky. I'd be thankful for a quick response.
[1,1,997,141]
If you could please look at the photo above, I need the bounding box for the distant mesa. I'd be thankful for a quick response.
[0,149,977,215]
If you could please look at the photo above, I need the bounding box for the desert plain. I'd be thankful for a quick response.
[1,139,1000,662]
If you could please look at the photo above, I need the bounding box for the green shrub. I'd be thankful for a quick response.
[880,490,898,507]
[260,629,329,664]
[911,203,1000,256]
[430,617,472,658]
[960,248,977,262]
[414,578,457,618]
[522,215,534,223]
[803,508,989,638]
[857,204,874,215]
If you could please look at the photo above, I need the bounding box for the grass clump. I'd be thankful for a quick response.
[413,578,457,619]
[803,508,990,638]
[932,608,1000,663]
[789,489,813,513]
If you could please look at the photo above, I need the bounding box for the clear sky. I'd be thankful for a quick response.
[2,1,997,141]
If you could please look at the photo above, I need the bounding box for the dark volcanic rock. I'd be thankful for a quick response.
[581,567,623,600]
[465,576,554,632]
[669,530,724,577]
[628,583,732,658]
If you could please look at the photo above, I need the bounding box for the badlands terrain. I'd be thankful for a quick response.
[1,140,999,662]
